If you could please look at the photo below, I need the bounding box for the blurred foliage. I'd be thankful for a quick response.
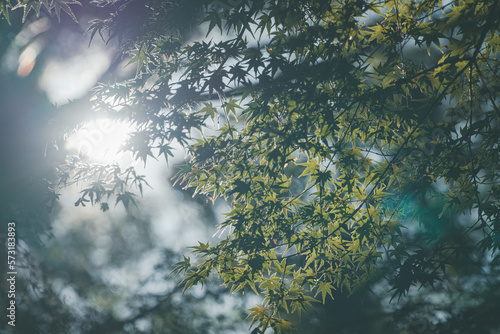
[2,0,500,333]
[0,5,247,334]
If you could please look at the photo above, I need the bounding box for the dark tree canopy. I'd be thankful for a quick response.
[2,0,500,333]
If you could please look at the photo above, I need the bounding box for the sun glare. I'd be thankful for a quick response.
[65,118,134,163]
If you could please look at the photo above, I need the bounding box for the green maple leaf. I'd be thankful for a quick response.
[0,1,11,25]
[314,281,334,304]
[51,0,81,22]
[11,0,43,23]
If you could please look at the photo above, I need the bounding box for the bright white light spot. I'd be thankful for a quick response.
[65,118,134,163]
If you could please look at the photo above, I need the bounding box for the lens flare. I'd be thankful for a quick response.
[17,45,38,77]
[65,118,134,163]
